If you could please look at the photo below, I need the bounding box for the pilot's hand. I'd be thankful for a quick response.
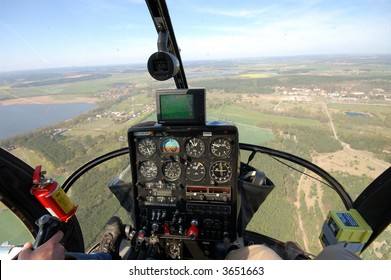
[18,231,65,260]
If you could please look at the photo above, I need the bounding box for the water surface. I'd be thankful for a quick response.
[0,103,96,139]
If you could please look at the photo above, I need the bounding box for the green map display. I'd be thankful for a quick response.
[160,94,194,120]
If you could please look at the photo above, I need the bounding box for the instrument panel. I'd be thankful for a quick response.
[128,121,239,244]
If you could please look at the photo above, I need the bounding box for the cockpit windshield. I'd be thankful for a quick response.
[1,0,390,262]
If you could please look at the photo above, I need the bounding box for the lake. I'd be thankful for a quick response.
[345,111,370,118]
[0,103,96,139]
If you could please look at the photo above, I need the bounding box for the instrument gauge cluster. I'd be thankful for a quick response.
[135,135,234,183]
[128,122,239,243]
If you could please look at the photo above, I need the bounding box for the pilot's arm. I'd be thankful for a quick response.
[18,231,65,260]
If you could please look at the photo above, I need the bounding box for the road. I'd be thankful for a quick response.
[295,100,346,253]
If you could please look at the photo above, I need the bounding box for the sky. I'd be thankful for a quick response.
[1,0,391,72]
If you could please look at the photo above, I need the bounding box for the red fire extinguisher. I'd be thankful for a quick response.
[31,165,77,222]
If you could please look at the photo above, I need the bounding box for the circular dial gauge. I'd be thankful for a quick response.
[210,138,232,158]
[161,138,180,153]
[210,161,232,183]
[186,161,206,181]
[137,138,157,158]
[139,160,158,180]
[185,137,205,158]
[168,243,181,259]
[162,161,182,181]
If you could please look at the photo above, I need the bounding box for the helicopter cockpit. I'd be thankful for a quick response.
[0,0,390,264]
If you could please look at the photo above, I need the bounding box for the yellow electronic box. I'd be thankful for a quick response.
[320,209,372,254]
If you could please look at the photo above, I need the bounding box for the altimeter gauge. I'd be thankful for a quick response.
[210,138,232,158]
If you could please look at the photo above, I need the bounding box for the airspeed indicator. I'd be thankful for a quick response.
[138,138,157,158]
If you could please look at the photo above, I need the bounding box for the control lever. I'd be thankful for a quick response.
[33,214,62,249]
[11,214,62,260]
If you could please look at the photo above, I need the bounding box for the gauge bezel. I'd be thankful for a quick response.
[210,137,232,158]
[161,138,181,154]
[185,161,206,182]
[162,161,182,181]
[139,160,158,180]
[185,137,205,158]
[209,160,232,183]
[137,137,157,158]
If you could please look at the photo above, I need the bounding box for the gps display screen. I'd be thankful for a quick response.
[160,94,194,120]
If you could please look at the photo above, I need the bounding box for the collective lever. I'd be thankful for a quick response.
[33,214,62,249]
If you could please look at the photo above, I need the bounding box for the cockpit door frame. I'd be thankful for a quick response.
[353,166,391,250]
[0,148,84,253]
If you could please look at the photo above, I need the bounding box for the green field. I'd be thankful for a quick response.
[209,104,320,128]
[0,208,34,245]
[10,147,55,174]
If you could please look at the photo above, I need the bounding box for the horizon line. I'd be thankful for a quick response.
[1,52,391,74]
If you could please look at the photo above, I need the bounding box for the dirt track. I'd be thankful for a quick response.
[295,101,390,253]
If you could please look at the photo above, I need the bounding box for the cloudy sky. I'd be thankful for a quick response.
[1,0,391,72]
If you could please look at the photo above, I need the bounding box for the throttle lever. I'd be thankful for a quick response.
[33,214,62,249]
